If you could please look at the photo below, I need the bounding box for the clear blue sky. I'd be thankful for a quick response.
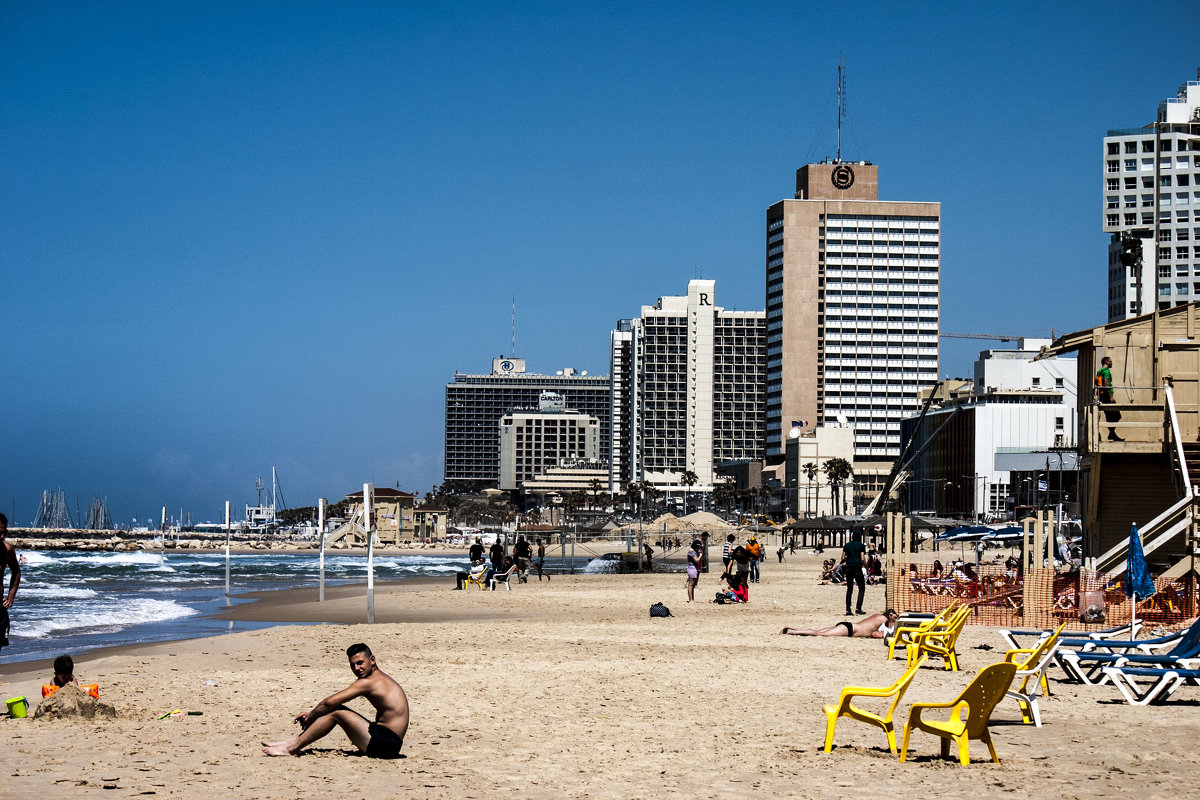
[2,2,1197,525]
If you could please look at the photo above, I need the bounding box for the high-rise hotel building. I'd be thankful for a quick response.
[765,162,940,465]
[609,280,765,493]
[1103,70,1200,321]
[444,358,611,487]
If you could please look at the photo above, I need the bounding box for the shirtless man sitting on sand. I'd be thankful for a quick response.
[780,609,898,638]
[262,643,409,758]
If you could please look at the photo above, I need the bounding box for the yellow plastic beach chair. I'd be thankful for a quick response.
[887,602,961,661]
[899,661,1018,765]
[1002,622,1067,727]
[823,657,927,754]
[465,568,489,590]
[906,605,971,671]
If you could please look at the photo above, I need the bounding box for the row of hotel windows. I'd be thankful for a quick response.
[825,214,939,225]
[1107,176,1197,192]
[1107,138,1198,154]
[1106,156,1199,172]
[1108,211,1199,226]
[1106,192,1199,208]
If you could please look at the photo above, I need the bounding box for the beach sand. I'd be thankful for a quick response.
[2,551,1196,799]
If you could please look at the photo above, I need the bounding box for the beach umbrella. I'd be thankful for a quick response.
[1125,523,1157,630]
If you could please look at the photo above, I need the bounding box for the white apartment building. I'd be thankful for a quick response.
[1104,69,1200,320]
[902,340,1077,519]
[766,162,941,465]
[609,280,765,496]
[498,391,600,491]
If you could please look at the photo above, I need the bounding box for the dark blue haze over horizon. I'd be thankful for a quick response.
[2,2,1198,524]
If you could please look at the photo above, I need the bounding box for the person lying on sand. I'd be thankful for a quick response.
[779,609,898,638]
[262,642,409,758]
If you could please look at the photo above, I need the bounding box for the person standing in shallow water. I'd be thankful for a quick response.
[262,643,409,758]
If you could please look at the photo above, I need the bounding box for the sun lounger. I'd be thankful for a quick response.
[1100,665,1200,705]
[1057,619,1200,685]
[997,620,1141,651]
[1059,628,1186,655]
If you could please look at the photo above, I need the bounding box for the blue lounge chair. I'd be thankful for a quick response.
[998,620,1141,651]
[1060,628,1187,655]
[1058,619,1200,685]
[1100,665,1200,705]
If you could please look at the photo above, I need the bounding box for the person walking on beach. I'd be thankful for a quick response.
[746,536,763,583]
[262,643,409,758]
[722,533,735,571]
[0,512,20,660]
[489,537,504,572]
[514,536,532,582]
[533,538,550,581]
[841,531,867,616]
[685,539,703,603]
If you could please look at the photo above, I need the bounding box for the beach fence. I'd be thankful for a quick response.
[884,511,1199,629]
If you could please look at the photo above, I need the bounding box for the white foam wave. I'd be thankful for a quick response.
[18,598,199,638]
[21,585,100,599]
[58,552,170,567]
[18,551,55,566]
[583,559,618,574]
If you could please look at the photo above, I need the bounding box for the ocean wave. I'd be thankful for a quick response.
[21,585,100,599]
[17,598,200,639]
[57,552,171,568]
[583,559,618,574]
[18,551,55,566]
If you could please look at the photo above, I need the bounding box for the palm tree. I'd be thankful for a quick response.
[679,470,699,515]
[588,478,605,512]
[803,462,818,517]
[644,485,662,518]
[713,483,736,516]
[823,458,854,515]
[757,485,773,519]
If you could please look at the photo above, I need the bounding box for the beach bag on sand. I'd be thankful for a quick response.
[650,602,673,618]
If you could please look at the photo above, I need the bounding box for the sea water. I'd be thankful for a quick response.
[4,549,478,663]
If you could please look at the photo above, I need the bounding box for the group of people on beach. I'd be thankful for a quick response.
[454,534,550,590]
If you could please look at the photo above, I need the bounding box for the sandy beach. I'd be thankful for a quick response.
[2,551,1196,799]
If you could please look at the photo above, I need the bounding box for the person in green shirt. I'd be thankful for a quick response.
[1096,356,1123,442]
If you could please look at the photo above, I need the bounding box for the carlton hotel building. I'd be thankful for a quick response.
[765,162,940,486]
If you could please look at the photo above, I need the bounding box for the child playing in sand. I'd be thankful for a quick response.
[42,653,100,698]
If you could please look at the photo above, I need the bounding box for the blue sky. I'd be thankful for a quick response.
[2,2,1197,525]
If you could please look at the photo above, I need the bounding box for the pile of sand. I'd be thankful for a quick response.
[33,684,116,720]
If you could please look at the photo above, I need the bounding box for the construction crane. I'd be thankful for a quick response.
[941,332,1029,342]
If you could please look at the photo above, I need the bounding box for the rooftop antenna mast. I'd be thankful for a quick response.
[511,296,516,356]
[836,57,845,163]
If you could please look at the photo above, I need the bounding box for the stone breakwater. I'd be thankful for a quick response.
[6,528,468,553]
